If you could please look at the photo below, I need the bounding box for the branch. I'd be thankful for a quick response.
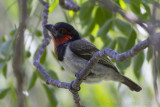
[72,33,160,90]
[59,0,80,12]
[95,0,160,52]
[34,0,83,106]
[94,1,160,104]
[153,51,160,105]
[151,3,160,105]
[96,0,153,35]
[34,0,160,107]
[12,0,27,107]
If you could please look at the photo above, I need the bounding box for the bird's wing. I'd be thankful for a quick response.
[69,39,119,72]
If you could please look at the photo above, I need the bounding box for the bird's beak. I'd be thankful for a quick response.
[45,24,57,38]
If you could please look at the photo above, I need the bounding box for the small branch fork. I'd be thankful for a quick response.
[59,0,80,11]
[34,0,82,106]
[96,0,152,35]
[96,0,160,105]
[34,0,160,106]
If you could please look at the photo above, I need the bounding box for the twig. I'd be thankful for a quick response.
[72,33,160,90]
[96,0,152,35]
[151,2,160,105]
[59,0,80,11]
[96,0,160,105]
[12,0,27,107]
[95,1,160,104]
[34,0,160,107]
[34,0,82,106]
[153,51,160,105]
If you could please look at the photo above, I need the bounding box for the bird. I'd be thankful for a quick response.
[45,22,142,92]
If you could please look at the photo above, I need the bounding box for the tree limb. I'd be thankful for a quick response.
[34,0,160,106]
[72,33,160,90]
[96,0,153,35]
[34,0,83,106]
[151,2,160,105]
[95,0,160,105]
[12,0,27,107]
[153,51,160,105]
[59,0,80,12]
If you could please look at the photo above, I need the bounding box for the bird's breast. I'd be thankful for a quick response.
[60,44,86,74]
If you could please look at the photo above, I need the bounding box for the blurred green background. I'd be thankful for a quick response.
[0,0,160,107]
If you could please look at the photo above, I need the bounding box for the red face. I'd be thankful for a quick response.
[52,34,72,47]
[52,28,72,46]
[52,28,72,57]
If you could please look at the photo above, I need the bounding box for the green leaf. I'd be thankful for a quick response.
[40,48,47,64]
[79,1,94,21]
[116,37,131,72]
[60,66,64,71]
[10,29,16,36]
[141,2,151,20]
[97,19,112,37]
[142,2,150,15]
[9,83,17,102]
[129,0,141,15]
[0,39,13,59]
[2,35,7,42]
[2,64,7,78]
[108,39,116,49]
[133,51,144,80]
[25,51,31,58]
[35,30,42,37]
[81,17,92,27]
[79,1,94,27]
[116,37,127,52]
[83,18,95,36]
[0,63,5,70]
[36,70,45,81]
[147,46,153,62]
[42,84,57,106]
[28,71,37,91]
[125,30,137,51]
[127,0,150,20]
[49,0,58,13]
[89,35,95,42]
[115,19,132,36]
[0,88,9,99]
[116,60,131,72]
[47,70,58,80]
[0,59,6,70]
[101,35,111,48]
[95,7,112,26]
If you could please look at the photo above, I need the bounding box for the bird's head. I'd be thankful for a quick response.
[45,22,81,47]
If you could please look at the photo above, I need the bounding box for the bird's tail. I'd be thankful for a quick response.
[121,75,142,92]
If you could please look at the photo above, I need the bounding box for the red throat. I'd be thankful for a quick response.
[52,35,72,57]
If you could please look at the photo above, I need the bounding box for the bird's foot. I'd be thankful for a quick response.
[69,81,81,92]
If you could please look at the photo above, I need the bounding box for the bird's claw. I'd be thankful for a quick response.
[69,81,81,92]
